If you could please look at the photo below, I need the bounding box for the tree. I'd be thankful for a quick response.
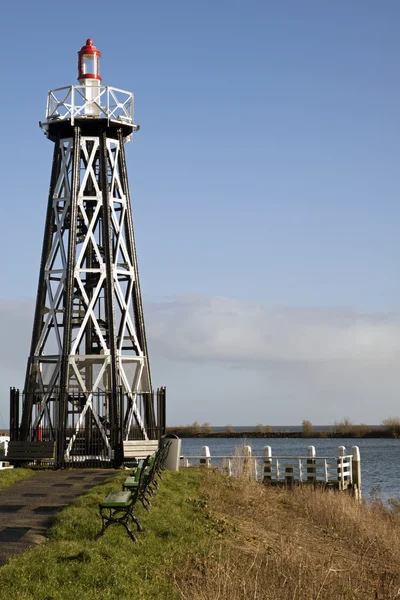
[382,417,400,438]
[190,421,201,435]
[302,420,314,437]
[202,422,213,434]
[226,425,235,434]
[334,417,352,436]
[256,424,265,433]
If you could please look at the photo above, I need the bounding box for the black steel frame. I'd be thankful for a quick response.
[14,117,164,467]
[9,387,166,468]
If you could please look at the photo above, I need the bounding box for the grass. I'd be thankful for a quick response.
[2,465,400,599]
[0,469,212,600]
[0,468,36,489]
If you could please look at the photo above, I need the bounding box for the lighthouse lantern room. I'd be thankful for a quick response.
[78,38,101,81]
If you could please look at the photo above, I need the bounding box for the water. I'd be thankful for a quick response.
[181,437,400,501]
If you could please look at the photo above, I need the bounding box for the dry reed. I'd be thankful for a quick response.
[175,467,400,600]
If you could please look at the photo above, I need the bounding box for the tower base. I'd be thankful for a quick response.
[9,387,166,468]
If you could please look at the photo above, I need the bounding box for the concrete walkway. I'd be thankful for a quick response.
[0,469,114,566]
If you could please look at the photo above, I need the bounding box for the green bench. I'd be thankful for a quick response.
[95,491,144,542]
[96,446,171,542]
[124,449,164,507]
[123,458,144,490]
[96,456,150,542]
[123,457,153,511]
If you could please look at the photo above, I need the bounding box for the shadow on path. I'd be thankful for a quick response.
[0,469,113,566]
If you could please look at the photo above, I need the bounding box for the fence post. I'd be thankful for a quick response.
[337,446,346,491]
[14,389,20,441]
[307,445,316,483]
[200,445,211,467]
[243,445,252,479]
[352,446,361,501]
[254,459,258,481]
[9,388,16,442]
[244,445,252,463]
[263,445,272,482]
[160,387,166,436]
[285,465,294,486]
[324,459,328,483]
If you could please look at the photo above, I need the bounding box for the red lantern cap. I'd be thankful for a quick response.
[79,38,101,57]
[78,39,102,81]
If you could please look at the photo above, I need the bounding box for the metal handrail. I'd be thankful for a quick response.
[42,85,135,129]
[181,453,353,485]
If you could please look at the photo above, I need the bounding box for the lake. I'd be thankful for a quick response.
[180,436,400,501]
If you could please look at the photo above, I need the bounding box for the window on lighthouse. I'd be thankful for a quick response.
[82,54,97,76]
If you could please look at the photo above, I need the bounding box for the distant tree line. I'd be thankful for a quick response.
[166,417,400,439]
[300,417,400,438]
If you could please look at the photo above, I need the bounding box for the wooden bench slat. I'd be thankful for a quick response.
[123,440,159,459]
[7,441,55,460]
[8,442,55,448]
[8,454,54,459]
[123,443,159,450]
[8,442,55,446]
[100,491,132,508]
[123,440,159,445]
[8,449,55,452]
[123,477,139,488]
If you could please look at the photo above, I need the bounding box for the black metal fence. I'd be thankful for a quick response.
[9,386,166,468]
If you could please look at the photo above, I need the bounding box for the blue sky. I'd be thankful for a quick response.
[0,1,399,427]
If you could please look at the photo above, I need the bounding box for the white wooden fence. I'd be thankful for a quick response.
[181,444,361,498]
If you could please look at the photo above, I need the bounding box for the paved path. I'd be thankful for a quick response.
[0,469,114,565]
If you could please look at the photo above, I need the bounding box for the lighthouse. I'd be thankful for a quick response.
[10,40,165,467]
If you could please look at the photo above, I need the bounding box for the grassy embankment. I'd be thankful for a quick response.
[1,466,400,599]
[0,468,35,489]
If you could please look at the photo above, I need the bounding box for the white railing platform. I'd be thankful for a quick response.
[42,85,135,130]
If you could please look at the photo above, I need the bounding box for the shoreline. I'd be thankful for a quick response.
[166,429,399,439]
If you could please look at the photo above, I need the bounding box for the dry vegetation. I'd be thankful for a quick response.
[176,469,400,599]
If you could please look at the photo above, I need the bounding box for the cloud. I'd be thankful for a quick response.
[146,295,400,367]
[144,295,400,422]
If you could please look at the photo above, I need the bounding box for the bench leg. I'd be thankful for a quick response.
[94,516,109,540]
[140,495,151,511]
[121,521,138,542]
[129,512,145,533]
[95,510,137,542]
